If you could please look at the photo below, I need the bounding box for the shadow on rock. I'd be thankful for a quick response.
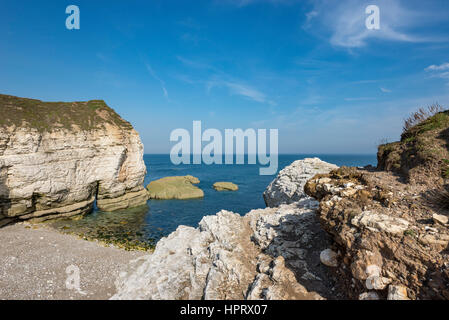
[253,201,346,299]
[0,167,13,228]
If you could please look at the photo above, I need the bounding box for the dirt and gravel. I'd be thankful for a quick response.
[0,222,145,300]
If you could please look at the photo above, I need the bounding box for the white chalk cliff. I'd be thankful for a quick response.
[263,158,338,207]
[0,94,148,225]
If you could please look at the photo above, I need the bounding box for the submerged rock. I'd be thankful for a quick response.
[263,158,338,207]
[0,94,147,224]
[146,175,204,200]
[213,182,238,191]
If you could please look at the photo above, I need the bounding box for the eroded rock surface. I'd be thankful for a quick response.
[0,95,148,224]
[305,167,449,300]
[263,158,338,207]
[112,159,345,300]
[112,198,344,300]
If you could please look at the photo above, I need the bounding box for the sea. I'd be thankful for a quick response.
[49,154,377,249]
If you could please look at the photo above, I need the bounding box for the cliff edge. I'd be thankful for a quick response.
[304,109,449,299]
[0,94,148,225]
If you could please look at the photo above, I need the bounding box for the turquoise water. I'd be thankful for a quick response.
[50,154,377,249]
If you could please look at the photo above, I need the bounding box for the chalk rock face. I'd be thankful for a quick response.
[263,158,338,207]
[0,94,148,224]
[112,198,342,300]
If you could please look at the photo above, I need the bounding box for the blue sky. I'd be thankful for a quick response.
[1,0,449,154]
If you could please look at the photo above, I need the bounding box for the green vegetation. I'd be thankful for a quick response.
[47,205,158,251]
[402,109,449,141]
[402,103,444,134]
[0,94,133,132]
[404,229,417,238]
[378,104,449,181]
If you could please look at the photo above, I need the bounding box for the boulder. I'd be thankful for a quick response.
[146,175,204,200]
[365,275,392,290]
[320,249,338,267]
[213,182,238,191]
[263,158,338,207]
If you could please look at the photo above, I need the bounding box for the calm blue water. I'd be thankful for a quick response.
[50,154,377,248]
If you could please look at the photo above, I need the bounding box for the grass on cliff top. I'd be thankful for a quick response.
[401,109,449,141]
[378,107,449,178]
[0,94,133,132]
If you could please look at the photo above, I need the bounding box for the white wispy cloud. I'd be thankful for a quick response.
[177,56,274,104]
[425,62,449,72]
[380,87,392,93]
[425,62,449,85]
[207,80,267,103]
[144,62,169,99]
[304,0,447,49]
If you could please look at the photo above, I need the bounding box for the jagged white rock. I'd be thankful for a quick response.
[359,292,380,300]
[433,213,448,226]
[365,275,392,290]
[112,199,336,300]
[351,211,409,236]
[263,158,338,207]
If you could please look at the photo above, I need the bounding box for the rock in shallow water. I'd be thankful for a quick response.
[146,175,204,200]
[213,182,238,191]
[263,158,338,208]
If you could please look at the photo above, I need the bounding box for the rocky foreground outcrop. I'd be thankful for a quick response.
[304,108,449,300]
[305,166,449,300]
[0,94,148,225]
[113,200,340,300]
[112,159,343,300]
